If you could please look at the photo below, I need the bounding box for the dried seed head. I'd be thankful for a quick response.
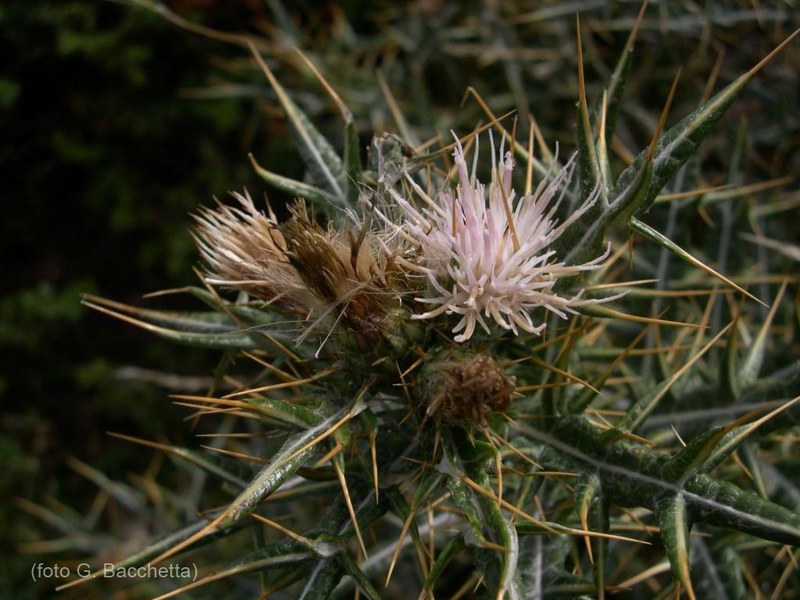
[193,191,316,315]
[423,352,516,425]
[193,191,402,348]
[280,200,390,328]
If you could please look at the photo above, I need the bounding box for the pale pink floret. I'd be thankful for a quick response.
[392,136,610,342]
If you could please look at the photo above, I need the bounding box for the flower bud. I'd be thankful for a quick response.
[419,349,515,425]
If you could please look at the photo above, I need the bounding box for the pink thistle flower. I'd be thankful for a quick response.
[390,136,610,343]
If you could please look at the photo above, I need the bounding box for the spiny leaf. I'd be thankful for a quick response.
[444,432,523,599]
[443,470,486,546]
[82,295,273,351]
[56,517,248,591]
[238,395,326,428]
[249,153,334,205]
[722,320,743,400]
[423,534,466,594]
[692,537,749,600]
[297,558,345,600]
[83,293,243,333]
[572,472,610,598]
[218,401,362,528]
[575,15,603,201]
[343,118,362,206]
[153,544,312,600]
[107,432,250,489]
[183,286,276,324]
[558,66,683,266]
[619,322,731,432]
[588,491,610,600]
[560,28,799,268]
[292,49,362,206]
[62,457,145,512]
[384,481,437,586]
[656,493,697,600]
[630,218,764,306]
[144,399,365,566]
[737,281,788,392]
[521,417,800,548]
[686,474,800,546]
[248,42,348,213]
[662,425,733,486]
[566,323,651,415]
[573,473,600,562]
[597,0,648,160]
[336,552,382,600]
[630,27,800,215]
[331,453,368,559]
[701,395,800,473]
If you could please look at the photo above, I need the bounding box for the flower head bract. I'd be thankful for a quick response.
[390,135,610,342]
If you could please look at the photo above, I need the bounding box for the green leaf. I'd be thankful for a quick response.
[522,416,800,548]
[343,117,362,206]
[557,150,652,268]
[630,218,761,306]
[249,153,336,206]
[423,534,466,593]
[83,293,240,333]
[632,29,799,216]
[245,396,326,429]
[573,473,600,530]
[559,28,800,269]
[57,517,251,592]
[445,473,486,546]
[737,282,788,392]
[597,2,646,168]
[695,539,748,600]
[249,45,348,213]
[573,473,609,598]
[108,432,250,489]
[721,323,743,400]
[663,426,733,486]
[701,395,800,473]
[336,552,382,600]
[82,295,270,350]
[219,399,364,529]
[619,323,730,432]
[443,431,522,598]
[82,291,309,351]
[575,41,603,201]
[656,493,697,599]
[298,558,345,600]
[686,474,800,546]
[169,543,312,599]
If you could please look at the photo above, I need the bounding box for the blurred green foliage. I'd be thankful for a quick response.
[0,1,272,593]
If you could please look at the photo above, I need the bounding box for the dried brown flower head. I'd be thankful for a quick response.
[193,191,399,348]
[193,191,310,311]
[425,353,516,425]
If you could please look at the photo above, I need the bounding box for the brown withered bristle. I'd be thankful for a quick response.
[280,200,392,332]
[192,192,314,314]
[427,355,515,425]
[194,194,402,349]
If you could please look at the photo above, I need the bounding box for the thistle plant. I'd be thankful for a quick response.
[43,3,800,599]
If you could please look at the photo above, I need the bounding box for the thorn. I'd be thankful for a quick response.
[333,459,368,560]
[385,508,417,587]
[646,68,682,163]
